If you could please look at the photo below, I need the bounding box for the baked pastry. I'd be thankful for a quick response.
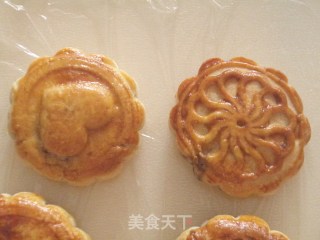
[177,215,289,240]
[10,48,144,185]
[0,192,90,240]
[170,57,310,197]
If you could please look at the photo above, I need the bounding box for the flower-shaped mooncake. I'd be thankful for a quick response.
[0,192,90,240]
[177,215,289,240]
[170,57,310,197]
[10,48,144,185]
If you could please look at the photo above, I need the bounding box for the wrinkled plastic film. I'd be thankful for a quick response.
[1,0,320,239]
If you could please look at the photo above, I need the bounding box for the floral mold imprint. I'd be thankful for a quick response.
[170,57,311,197]
[0,192,91,239]
[176,215,289,240]
[9,48,145,185]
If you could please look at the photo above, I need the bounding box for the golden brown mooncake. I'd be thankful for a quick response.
[170,57,311,197]
[0,192,90,240]
[10,48,144,185]
[177,215,289,240]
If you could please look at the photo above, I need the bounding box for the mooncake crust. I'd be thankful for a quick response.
[10,48,144,185]
[177,215,289,240]
[0,192,91,240]
[170,57,310,197]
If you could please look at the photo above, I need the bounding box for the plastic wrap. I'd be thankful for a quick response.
[0,0,320,239]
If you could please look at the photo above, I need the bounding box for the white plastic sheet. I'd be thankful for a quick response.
[0,0,320,239]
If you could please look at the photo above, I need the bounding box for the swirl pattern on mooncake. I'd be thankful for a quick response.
[10,48,144,185]
[170,57,310,197]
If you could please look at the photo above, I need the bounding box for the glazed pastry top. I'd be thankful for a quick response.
[10,48,144,185]
[170,57,310,197]
[177,215,289,240]
[0,192,91,240]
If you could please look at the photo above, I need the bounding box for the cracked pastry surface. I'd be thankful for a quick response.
[0,192,91,240]
[176,215,289,240]
[170,57,310,197]
[10,48,144,185]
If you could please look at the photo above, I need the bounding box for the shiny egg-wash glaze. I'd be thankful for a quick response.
[10,48,144,185]
[170,57,310,197]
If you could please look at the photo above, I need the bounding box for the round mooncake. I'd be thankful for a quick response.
[10,48,144,185]
[170,57,310,197]
[177,215,289,240]
[0,192,91,240]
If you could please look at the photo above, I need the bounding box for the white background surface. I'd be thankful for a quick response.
[0,0,320,239]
